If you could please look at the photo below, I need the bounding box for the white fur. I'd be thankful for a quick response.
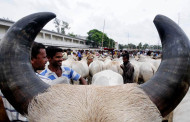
[104,61,123,75]
[91,70,123,86]
[27,84,162,122]
[139,62,156,82]
[173,89,190,122]
[79,58,89,78]
[89,60,104,76]
[129,60,140,83]
[130,56,160,83]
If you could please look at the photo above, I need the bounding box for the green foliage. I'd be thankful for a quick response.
[149,45,162,50]
[137,42,142,49]
[143,43,149,49]
[119,44,123,49]
[87,29,115,48]
[68,32,76,37]
[109,38,115,48]
[128,43,136,49]
[119,42,161,50]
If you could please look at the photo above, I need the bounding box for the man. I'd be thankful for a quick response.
[31,42,48,73]
[120,52,134,83]
[0,43,67,121]
[40,46,87,85]
[0,42,48,121]
[87,53,94,66]
[77,50,82,61]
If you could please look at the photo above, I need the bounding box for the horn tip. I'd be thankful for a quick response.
[153,14,167,23]
[40,12,56,18]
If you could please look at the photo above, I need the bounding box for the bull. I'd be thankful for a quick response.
[0,12,190,121]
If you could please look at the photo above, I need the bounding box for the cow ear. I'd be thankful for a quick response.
[140,15,190,117]
[0,12,56,115]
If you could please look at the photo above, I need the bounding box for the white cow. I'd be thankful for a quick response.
[91,70,123,86]
[130,59,141,83]
[79,57,90,78]
[130,55,160,83]
[104,60,123,75]
[139,62,157,82]
[62,55,75,67]
[138,55,161,71]
[172,89,190,122]
[89,59,104,76]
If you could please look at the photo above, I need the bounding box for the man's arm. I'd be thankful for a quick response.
[79,77,88,85]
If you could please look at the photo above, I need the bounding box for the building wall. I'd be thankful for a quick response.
[0,19,89,49]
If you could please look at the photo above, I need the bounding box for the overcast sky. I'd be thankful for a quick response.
[0,0,190,45]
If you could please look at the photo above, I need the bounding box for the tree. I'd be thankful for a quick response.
[143,43,149,49]
[109,38,115,48]
[68,32,76,37]
[54,18,61,33]
[54,18,70,34]
[61,21,70,34]
[2,17,13,21]
[103,35,110,47]
[87,29,102,47]
[137,42,142,49]
[149,45,162,50]
[87,29,114,48]
[119,44,124,49]
[128,43,136,49]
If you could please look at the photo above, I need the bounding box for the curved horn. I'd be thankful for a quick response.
[0,12,56,115]
[140,15,190,117]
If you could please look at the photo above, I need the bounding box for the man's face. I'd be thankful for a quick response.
[31,49,48,70]
[123,56,128,63]
[88,58,93,64]
[49,52,63,67]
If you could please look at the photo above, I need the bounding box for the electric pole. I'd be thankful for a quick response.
[101,20,105,50]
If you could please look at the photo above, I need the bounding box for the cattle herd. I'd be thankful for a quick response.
[0,12,190,122]
[60,51,161,85]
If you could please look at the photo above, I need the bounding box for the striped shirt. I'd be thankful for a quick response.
[40,66,81,84]
[0,73,52,122]
[0,91,28,122]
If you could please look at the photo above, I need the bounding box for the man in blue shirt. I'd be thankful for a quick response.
[40,46,87,85]
[77,50,82,61]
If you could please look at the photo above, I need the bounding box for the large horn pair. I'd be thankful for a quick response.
[0,12,190,117]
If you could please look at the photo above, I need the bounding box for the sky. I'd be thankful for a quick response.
[0,0,190,45]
